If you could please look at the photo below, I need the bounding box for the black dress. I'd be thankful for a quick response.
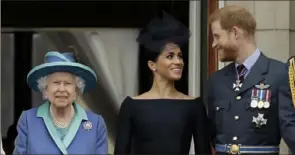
[114,96,211,154]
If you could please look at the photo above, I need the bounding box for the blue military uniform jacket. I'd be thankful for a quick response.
[207,51,295,154]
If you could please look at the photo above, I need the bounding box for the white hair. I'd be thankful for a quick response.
[37,75,86,99]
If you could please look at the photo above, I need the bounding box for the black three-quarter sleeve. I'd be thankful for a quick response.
[193,98,211,154]
[114,97,133,154]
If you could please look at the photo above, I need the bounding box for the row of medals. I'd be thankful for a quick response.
[234,80,270,109]
[250,99,270,109]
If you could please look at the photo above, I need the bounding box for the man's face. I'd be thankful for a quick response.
[211,20,238,62]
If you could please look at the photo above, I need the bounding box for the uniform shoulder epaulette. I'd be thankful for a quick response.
[288,56,295,107]
[288,56,295,65]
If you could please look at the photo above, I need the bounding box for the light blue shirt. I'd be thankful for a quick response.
[235,48,261,78]
[56,127,69,141]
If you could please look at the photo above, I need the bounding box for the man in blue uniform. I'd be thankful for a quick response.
[206,5,295,154]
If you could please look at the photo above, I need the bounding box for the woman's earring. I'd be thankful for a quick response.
[153,68,157,72]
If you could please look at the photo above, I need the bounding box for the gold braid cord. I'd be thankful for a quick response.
[288,57,295,107]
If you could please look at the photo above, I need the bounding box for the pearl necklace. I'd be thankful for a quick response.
[50,106,75,128]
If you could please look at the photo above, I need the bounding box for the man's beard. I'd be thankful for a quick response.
[218,44,237,62]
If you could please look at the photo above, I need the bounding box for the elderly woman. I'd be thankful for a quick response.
[13,51,108,154]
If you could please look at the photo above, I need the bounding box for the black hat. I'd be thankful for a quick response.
[137,11,190,53]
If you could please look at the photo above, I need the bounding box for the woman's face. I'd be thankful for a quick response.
[45,72,77,108]
[149,43,184,81]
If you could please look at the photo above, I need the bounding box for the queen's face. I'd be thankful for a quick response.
[45,72,77,108]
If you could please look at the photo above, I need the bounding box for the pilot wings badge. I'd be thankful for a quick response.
[255,83,270,90]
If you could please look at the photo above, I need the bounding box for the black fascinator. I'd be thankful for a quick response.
[137,11,191,53]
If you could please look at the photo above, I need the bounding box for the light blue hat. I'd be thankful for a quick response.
[27,51,97,92]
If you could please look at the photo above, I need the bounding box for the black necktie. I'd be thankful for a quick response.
[237,64,246,82]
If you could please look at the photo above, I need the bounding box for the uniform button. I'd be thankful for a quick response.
[233,136,238,140]
[216,107,220,111]
[236,96,241,100]
[234,116,239,120]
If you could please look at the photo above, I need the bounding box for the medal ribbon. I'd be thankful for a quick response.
[236,67,248,81]
[265,90,271,102]
[259,89,264,101]
[251,89,258,99]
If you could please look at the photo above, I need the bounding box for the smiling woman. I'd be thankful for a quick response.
[37,72,85,107]
[114,12,211,155]
[147,43,185,82]
[13,51,108,154]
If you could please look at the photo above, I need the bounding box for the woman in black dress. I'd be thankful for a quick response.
[114,12,211,155]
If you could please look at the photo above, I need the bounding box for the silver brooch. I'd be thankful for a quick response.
[83,121,92,131]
